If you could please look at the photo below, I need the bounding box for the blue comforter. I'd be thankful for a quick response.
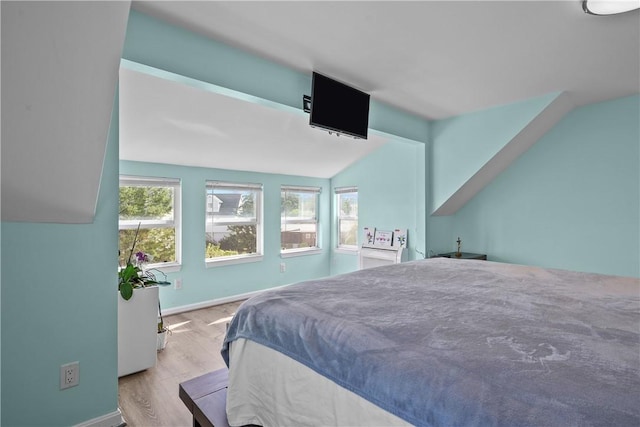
[222,258,640,426]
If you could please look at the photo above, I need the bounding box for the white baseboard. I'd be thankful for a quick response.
[162,285,288,316]
[74,409,125,427]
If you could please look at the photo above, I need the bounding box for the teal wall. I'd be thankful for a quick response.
[2,4,635,426]
[1,95,120,426]
[120,161,331,310]
[330,138,427,275]
[0,8,428,426]
[430,92,560,213]
[428,95,640,278]
[120,8,429,292]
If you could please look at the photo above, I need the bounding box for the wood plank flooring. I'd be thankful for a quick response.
[118,300,243,427]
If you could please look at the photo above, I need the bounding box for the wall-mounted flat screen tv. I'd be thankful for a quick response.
[310,72,370,140]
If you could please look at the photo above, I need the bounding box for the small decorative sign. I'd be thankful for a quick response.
[363,227,376,246]
[393,229,408,248]
[374,229,393,247]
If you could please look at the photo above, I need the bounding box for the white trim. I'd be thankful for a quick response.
[161,285,290,316]
[334,186,358,194]
[118,174,182,266]
[336,189,359,248]
[206,181,263,190]
[280,248,323,258]
[206,254,264,268]
[281,185,322,193]
[335,247,358,255]
[205,180,264,259]
[119,220,175,229]
[74,409,125,427]
[148,262,181,274]
[120,176,180,187]
[211,219,259,226]
[282,218,317,225]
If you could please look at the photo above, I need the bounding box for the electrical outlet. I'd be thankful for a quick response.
[174,278,182,290]
[60,361,79,390]
[280,262,286,273]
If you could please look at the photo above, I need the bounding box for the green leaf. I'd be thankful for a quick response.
[119,282,133,301]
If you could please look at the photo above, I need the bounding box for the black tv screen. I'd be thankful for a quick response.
[310,72,370,139]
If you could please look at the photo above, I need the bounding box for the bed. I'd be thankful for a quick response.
[221,258,640,426]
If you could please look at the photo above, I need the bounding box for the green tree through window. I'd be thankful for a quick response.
[119,177,179,266]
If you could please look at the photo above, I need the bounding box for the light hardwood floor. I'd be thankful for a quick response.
[118,300,243,427]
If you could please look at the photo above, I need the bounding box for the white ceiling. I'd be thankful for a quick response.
[132,0,640,120]
[119,68,389,178]
[121,0,639,177]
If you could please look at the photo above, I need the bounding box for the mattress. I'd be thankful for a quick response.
[222,258,640,426]
[227,338,409,426]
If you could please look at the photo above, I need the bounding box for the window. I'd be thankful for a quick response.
[119,176,181,269]
[281,186,321,254]
[336,186,358,250]
[206,181,263,265]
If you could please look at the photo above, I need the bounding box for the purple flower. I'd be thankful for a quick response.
[135,251,149,263]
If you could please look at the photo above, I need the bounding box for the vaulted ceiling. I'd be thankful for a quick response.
[2,1,639,223]
[119,67,389,179]
[133,1,640,120]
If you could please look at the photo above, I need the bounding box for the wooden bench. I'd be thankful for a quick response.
[179,368,230,427]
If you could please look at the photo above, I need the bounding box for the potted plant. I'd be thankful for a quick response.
[118,224,157,300]
[156,300,170,350]
[145,268,172,351]
[118,224,161,376]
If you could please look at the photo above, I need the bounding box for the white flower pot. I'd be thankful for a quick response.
[157,329,168,351]
[118,286,159,377]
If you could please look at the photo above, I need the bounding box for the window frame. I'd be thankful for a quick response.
[335,186,359,251]
[119,175,182,273]
[205,181,264,267]
[281,185,322,257]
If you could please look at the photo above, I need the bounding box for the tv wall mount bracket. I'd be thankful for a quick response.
[303,95,311,113]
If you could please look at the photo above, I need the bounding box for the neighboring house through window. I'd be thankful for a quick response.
[119,176,181,270]
[206,181,263,266]
[281,186,321,254]
[335,186,358,250]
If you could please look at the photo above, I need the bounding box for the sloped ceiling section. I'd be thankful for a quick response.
[119,65,389,179]
[431,92,575,216]
[1,1,131,223]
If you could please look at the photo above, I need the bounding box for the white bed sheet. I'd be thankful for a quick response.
[227,338,410,427]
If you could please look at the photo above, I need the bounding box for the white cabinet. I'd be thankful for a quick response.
[359,227,407,270]
[359,246,404,269]
[118,285,158,377]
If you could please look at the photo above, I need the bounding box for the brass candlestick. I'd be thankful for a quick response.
[455,237,462,258]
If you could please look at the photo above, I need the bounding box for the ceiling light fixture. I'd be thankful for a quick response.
[583,0,640,15]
